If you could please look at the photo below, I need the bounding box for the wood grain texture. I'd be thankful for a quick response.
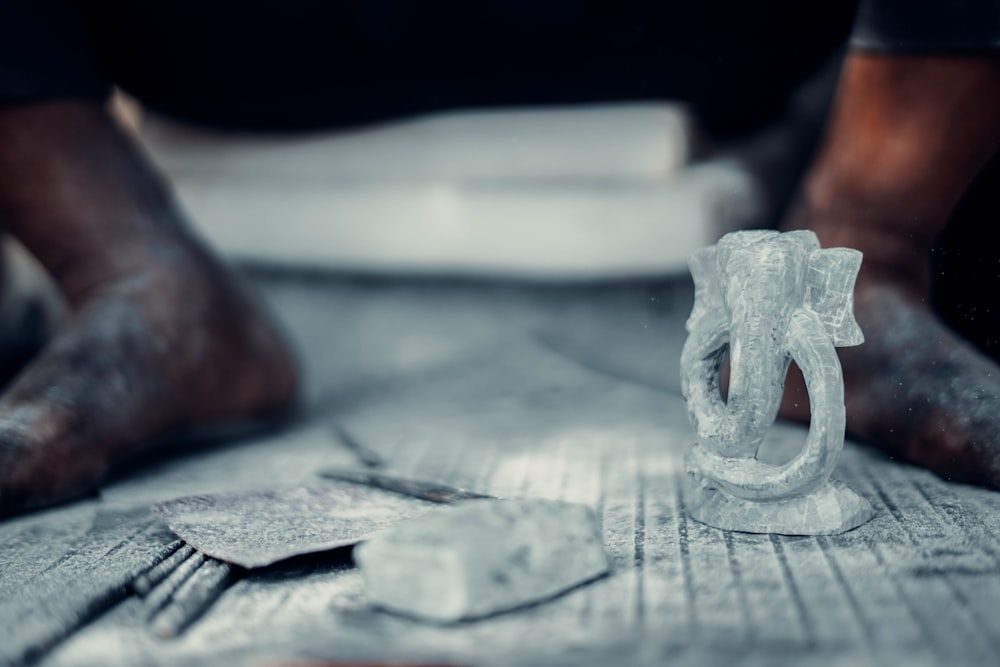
[0,274,994,667]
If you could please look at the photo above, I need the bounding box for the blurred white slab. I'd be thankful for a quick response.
[138,104,763,278]
[142,104,692,183]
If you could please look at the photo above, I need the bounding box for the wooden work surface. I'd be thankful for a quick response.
[3,271,999,667]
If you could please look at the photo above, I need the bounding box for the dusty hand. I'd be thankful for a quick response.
[780,52,1000,488]
[0,101,299,514]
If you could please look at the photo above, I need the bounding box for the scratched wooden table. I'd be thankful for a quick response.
[2,270,999,667]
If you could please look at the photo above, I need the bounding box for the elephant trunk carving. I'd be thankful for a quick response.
[680,230,874,535]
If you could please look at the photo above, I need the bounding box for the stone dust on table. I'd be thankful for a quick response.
[5,273,999,667]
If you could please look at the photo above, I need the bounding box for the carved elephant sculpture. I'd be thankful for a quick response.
[681,229,864,504]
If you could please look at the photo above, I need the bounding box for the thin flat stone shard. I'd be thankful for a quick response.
[355,498,611,623]
[317,467,496,503]
[680,229,874,535]
[153,483,438,568]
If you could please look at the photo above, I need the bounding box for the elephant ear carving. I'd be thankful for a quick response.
[805,248,864,347]
[686,246,727,333]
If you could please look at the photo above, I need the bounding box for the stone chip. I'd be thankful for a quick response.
[355,498,610,622]
[153,483,438,568]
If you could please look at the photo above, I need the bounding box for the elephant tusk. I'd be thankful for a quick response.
[690,309,844,501]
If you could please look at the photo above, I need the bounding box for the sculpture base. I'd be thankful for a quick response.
[685,475,875,536]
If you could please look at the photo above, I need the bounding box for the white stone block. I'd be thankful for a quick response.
[355,499,610,622]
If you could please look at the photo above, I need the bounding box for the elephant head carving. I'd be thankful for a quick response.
[681,229,864,504]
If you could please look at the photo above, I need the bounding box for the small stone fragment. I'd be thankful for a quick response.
[354,498,610,623]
